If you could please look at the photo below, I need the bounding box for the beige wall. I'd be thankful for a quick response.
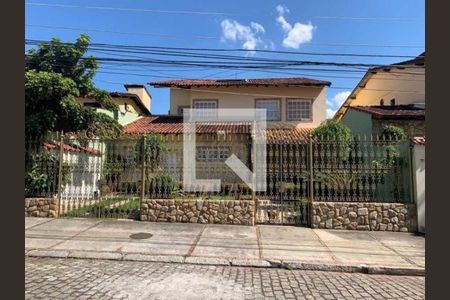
[349,68,425,106]
[168,86,327,128]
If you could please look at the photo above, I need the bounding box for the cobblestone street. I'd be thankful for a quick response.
[25,257,425,299]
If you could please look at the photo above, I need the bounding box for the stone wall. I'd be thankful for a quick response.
[141,199,255,225]
[255,200,309,225]
[312,202,417,232]
[25,198,58,217]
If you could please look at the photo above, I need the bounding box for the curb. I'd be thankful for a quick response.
[25,249,424,276]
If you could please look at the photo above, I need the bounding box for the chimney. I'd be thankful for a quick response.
[124,84,152,113]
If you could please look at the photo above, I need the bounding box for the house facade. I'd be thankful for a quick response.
[77,84,152,125]
[150,77,330,129]
[341,105,425,137]
[121,77,328,193]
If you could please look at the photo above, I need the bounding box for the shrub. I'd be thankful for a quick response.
[149,171,178,196]
[311,119,352,141]
[381,125,407,140]
[311,119,352,161]
[25,150,71,197]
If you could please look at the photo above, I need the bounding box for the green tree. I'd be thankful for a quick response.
[25,34,121,138]
[381,125,407,140]
[311,119,352,141]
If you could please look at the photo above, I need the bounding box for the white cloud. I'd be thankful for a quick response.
[330,91,351,107]
[276,5,290,15]
[276,5,314,49]
[326,108,337,119]
[326,91,351,119]
[250,22,265,33]
[221,19,265,51]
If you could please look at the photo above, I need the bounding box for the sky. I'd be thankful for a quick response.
[25,0,425,116]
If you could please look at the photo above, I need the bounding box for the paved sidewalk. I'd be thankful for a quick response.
[25,217,425,274]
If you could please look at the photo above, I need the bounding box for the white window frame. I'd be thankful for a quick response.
[255,99,281,121]
[286,98,313,121]
[192,99,218,118]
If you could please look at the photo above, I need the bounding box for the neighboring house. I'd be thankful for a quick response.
[340,105,425,137]
[77,84,152,125]
[333,52,425,130]
[43,141,102,202]
[150,77,331,128]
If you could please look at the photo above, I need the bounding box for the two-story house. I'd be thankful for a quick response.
[153,77,330,128]
[333,53,425,137]
[123,77,330,186]
[78,84,152,126]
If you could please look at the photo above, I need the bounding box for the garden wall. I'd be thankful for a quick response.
[25,198,58,217]
[312,202,417,232]
[140,199,255,225]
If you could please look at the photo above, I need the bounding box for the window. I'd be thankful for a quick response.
[380,99,384,106]
[255,99,280,121]
[196,146,230,162]
[193,100,218,118]
[193,100,218,109]
[286,99,312,121]
[390,98,396,106]
[177,105,190,116]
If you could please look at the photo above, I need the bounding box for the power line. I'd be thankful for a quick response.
[311,16,423,22]
[26,2,239,16]
[25,40,425,70]
[26,24,424,49]
[26,2,424,22]
[26,38,423,59]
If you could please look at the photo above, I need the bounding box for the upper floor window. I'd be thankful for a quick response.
[255,99,281,121]
[193,100,218,119]
[286,99,312,121]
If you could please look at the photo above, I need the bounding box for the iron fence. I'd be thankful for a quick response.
[25,133,413,219]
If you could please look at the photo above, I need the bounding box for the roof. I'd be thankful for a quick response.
[43,141,101,155]
[124,115,252,134]
[266,128,313,144]
[149,77,331,88]
[333,52,425,121]
[412,136,425,145]
[124,115,313,143]
[108,92,151,115]
[350,105,425,120]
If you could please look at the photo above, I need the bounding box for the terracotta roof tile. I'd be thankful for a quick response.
[124,116,312,143]
[351,105,425,120]
[43,142,101,155]
[150,77,331,88]
[124,116,252,134]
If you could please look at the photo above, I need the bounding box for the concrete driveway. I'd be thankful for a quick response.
[25,217,425,273]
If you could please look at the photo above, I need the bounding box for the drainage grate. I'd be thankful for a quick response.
[129,232,153,240]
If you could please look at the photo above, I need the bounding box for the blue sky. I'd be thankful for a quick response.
[25,0,425,116]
